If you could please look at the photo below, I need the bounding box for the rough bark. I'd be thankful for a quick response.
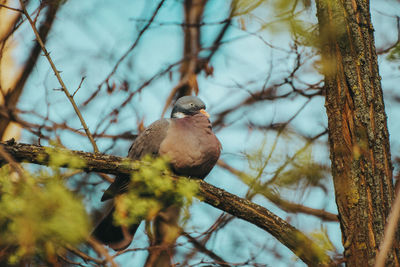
[0,141,331,266]
[315,0,399,266]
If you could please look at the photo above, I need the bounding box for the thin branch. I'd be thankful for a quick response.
[267,195,338,222]
[205,14,231,63]
[18,0,99,153]
[96,0,166,95]
[0,108,136,141]
[58,255,87,267]
[66,245,105,266]
[87,238,118,267]
[0,141,332,266]
[129,18,231,28]
[377,16,400,55]
[0,3,23,12]
[181,214,234,266]
[72,76,86,98]
[375,186,400,267]
[182,232,229,267]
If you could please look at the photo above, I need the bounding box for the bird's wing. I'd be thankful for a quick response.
[127,118,170,160]
[101,119,170,201]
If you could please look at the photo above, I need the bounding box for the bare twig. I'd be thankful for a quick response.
[377,16,400,55]
[58,255,87,267]
[181,214,234,266]
[183,232,230,267]
[66,245,105,266]
[0,108,137,141]
[87,238,118,267]
[94,0,166,101]
[0,3,23,12]
[72,76,86,98]
[18,0,99,153]
[374,187,400,267]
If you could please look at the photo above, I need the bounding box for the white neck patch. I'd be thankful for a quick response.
[172,112,187,118]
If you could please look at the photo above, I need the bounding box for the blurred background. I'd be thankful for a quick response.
[1,0,400,266]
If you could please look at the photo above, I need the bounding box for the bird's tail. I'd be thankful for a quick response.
[92,206,140,251]
[144,205,181,267]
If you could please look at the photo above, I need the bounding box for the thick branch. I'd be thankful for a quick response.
[0,141,331,266]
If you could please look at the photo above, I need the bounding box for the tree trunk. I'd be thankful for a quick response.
[316,0,399,265]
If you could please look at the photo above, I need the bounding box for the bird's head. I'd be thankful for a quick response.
[171,96,209,118]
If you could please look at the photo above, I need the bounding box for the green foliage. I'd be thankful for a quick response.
[42,143,86,170]
[292,230,332,265]
[387,43,400,61]
[275,149,328,189]
[0,150,89,264]
[241,134,329,200]
[114,156,199,226]
[232,0,266,16]
[309,227,336,254]
[232,0,317,47]
[269,0,316,45]
[240,135,334,264]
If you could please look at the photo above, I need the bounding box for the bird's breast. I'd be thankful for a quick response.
[159,117,221,179]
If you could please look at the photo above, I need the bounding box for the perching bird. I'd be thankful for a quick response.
[93,96,221,252]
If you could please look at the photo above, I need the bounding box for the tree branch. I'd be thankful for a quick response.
[0,141,331,266]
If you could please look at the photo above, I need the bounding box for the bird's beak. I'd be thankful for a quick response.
[199,109,210,118]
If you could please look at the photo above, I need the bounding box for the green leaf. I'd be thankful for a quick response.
[0,165,89,263]
[113,156,199,227]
